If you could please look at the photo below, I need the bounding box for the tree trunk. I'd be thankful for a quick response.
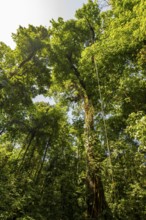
[84,96,109,219]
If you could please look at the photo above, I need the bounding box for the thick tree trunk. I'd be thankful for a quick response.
[84,96,109,219]
[86,173,107,219]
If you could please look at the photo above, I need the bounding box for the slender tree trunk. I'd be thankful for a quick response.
[84,96,109,219]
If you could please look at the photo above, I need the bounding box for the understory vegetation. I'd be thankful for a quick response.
[0,0,146,219]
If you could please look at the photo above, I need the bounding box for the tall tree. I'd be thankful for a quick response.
[0,0,146,219]
[46,1,111,218]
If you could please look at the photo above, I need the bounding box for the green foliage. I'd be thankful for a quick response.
[0,0,146,219]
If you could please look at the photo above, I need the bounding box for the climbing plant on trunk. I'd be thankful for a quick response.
[46,1,112,218]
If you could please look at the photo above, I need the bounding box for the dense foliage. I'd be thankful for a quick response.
[0,0,146,219]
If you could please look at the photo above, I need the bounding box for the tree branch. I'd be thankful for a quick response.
[67,55,87,93]
[9,50,36,79]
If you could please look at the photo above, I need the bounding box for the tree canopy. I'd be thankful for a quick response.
[0,0,146,219]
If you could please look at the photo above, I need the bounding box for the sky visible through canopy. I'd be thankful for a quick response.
[0,0,87,48]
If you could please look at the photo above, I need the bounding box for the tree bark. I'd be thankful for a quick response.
[84,96,109,219]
